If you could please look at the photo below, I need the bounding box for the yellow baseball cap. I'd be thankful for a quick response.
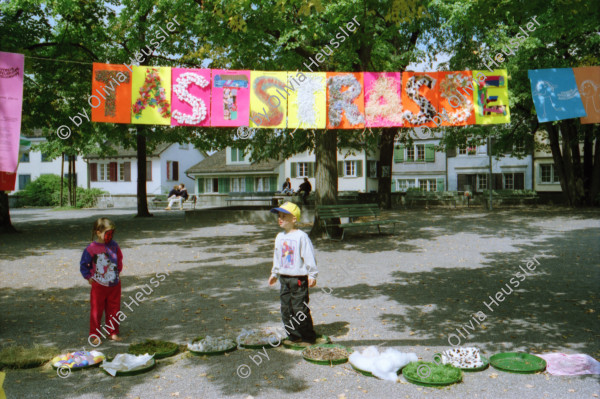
[270,202,301,221]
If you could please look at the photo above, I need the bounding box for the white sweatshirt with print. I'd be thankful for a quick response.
[270,229,318,280]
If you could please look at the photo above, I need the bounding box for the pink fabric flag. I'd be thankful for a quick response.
[171,68,211,127]
[0,52,25,185]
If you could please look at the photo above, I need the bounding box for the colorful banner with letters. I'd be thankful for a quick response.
[0,51,24,191]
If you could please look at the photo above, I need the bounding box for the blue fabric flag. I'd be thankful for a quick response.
[528,68,587,123]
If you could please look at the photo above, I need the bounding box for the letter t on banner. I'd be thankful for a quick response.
[0,51,25,191]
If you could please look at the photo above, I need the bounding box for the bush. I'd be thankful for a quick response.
[18,174,106,208]
[18,174,61,206]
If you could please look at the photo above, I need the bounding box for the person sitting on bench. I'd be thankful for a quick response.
[179,183,189,205]
[281,177,293,195]
[165,185,182,210]
[296,177,312,205]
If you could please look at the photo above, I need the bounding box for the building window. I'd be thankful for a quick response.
[367,160,378,178]
[255,177,270,192]
[119,163,125,181]
[230,148,244,162]
[230,177,245,192]
[41,153,51,162]
[459,146,477,155]
[397,179,416,192]
[298,162,308,177]
[504,174,514,189]
[416,144,425,161]
[540,164,559,183]
[345,161,356,177]
[18,174,31,190]
[20,152,30,162]
[167,161,179,181]
[418,179,436,192]
[503,173,524,190]
[406,146,415,161]
[205,178,219,193]
[477,174,488,191]
[99,164,108,182]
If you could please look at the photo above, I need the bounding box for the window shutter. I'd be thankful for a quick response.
[391,180,396,193]
[338,161,344,177]
[146,161,152,181]
[515,173,524,190]
[124,162,131,182]
[356,160,363,177]
[437,178,444,192]
[197,178,204,193]
[270,176,278,191]
[394,145,404,163]
[173,162,179,181]
[447,147,456,158]
[290,163,297,178]
[308,162,315,178]
[425,144,435,162]
[245,176,254,192]
[231,147,237,162]
[166,162,170,180]
[109,162,118,182]
[90,163,98,182]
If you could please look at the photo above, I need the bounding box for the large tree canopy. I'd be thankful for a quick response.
[1,0,598,234]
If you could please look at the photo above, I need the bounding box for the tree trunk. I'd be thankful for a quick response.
[73,159,77,207]
[309,129,338,238]
[67,158,73,207]
[60,153,64,207]
[136,126,152,217]
[0,191,16,234]
[378,128,396,209]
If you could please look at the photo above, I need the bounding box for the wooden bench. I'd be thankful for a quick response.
[405,191,458,207]
[483,190,539,206]
[226,192,283,207]
[151,195,197,210]
[317,204,403,241]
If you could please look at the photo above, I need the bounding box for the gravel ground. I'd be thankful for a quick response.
[1,206,599,399]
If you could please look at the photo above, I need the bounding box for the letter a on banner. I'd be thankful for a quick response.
[0,51,24,191]
[131,66,172,125]
[91,63,132,123]
[171,68,211,126]
[364,72,403,127]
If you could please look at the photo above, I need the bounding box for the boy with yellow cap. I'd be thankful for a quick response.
[268,202,318,346]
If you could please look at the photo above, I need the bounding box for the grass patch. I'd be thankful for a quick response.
[128,340,178,359]
[403,361,462,384]
[0,345,59,369]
